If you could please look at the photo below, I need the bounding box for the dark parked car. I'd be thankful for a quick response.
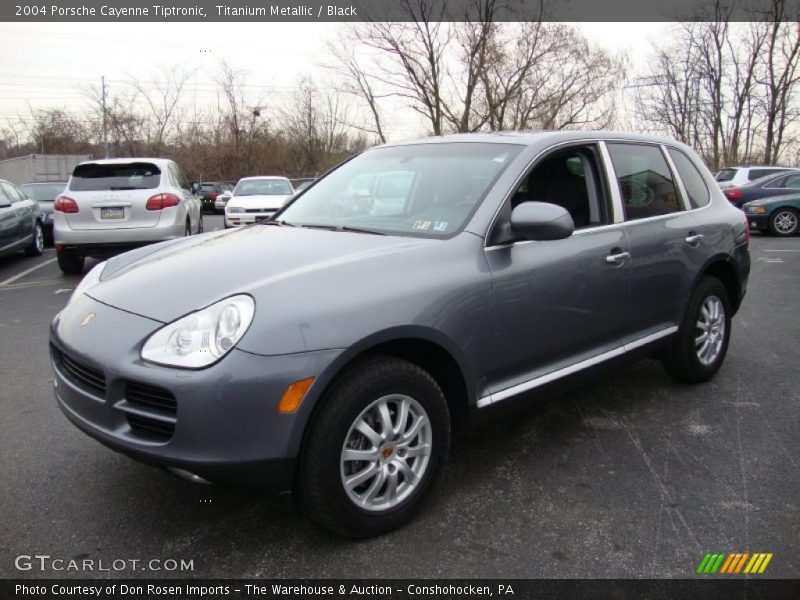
[21,181,67,244]
[743,193,800,236]
[51,132,749,537]
[196,182,233,213]
[722,170,800,208]
[0,178,44,259]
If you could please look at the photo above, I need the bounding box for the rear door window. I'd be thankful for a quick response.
[782,174,800,189]
[667,148,710,208]
[607,143,684,220]
[748,168,783,181]
[69,163,161,191]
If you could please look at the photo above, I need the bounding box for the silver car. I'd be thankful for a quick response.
[51,132,750,537]
[53,158,202,274]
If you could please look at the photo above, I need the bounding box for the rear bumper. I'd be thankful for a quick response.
[54,217,185,256]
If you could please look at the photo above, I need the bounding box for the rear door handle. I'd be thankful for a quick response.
[685,233,703,246]
[605,251,631,265]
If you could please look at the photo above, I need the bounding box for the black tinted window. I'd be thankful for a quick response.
[70,163,161,191]
[668,149,710,208]
[748,168,782,181]
[715,169,736,182]
[608,144,683,220]
[21,183,65,201]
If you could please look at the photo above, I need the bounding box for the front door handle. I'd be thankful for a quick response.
[685,233,704,246]
[605,250,631,265]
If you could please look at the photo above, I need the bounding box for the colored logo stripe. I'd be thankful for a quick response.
[697,552,773,574]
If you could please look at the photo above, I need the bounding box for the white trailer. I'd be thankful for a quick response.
[0,154,92,185]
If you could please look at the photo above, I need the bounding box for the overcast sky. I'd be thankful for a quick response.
[1,22,668,140]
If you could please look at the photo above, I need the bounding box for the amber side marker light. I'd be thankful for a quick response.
[278,377,315,413]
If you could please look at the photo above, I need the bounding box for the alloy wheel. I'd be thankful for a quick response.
[695,295,726,366]
[340,394,432,512]
[773,210,798,234]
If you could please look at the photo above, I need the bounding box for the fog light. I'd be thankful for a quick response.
[278,377,315,413]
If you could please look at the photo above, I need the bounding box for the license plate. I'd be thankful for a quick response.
[101,207,124,220]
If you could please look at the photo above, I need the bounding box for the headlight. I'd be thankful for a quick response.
[227,206,242,213]
[69,261,106,305]
[747,205,766,214]
[141,295,255,368]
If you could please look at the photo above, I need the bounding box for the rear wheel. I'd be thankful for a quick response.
[57,249,85,275]
[197,214,204,234]
[662,277,730,383]
[25,221,44,256]
[300,356,450,538]
[184,219,191,237]
[768,208,798,236]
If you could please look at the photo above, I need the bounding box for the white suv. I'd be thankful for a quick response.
[715,165,796,188]
[54,158,203,274]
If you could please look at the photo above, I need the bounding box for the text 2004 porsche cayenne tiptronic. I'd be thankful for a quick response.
[51,132,750,537]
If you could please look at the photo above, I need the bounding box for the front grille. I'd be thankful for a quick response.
[244,208,274,214]
[126,414,175,440]
[125,381,177,413]
[51,345,106,397]
[122,380,177,442]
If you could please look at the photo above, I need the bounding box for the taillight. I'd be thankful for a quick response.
[209,192,218,200]
[724,187,742,202]
[54,195,79,213]
[146,193,181,211]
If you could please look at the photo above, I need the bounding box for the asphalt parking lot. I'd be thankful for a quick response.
[1,221,798,579]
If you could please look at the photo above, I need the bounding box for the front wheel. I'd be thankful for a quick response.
[299,357,450,538]
[768,208,799,236]
[662,277,731,383]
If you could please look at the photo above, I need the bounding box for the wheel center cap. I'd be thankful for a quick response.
[381,446,395,461]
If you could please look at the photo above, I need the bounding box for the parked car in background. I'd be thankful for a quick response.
[722,170,800,208]
[744,193,800,236]
[21,181,67,244]
[224,176,294,228]
[51,131,749,537]
[54,158,203,275]
[215,189,233,212]
[0,178,44,258]
[196,181,233,214]
[715,165,796,189]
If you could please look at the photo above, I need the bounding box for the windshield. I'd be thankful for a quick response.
[21,183,66,201]
[69,163,161,191]
[234,179,293,196]
[277,143,522,237]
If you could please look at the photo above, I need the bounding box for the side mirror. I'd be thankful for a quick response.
[510,201,574,241]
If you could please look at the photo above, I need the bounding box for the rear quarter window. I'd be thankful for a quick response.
[70,163,161,191]
[668,149,711,208]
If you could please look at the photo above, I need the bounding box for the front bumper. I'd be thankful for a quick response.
[50,294,343,492]
[225,211,276,227]
[745,213,769,231]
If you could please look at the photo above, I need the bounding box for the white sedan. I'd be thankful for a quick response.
[224,176,294,228]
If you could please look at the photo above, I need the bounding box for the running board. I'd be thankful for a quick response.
[476,326,678,408]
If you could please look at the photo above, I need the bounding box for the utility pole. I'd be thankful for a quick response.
[101,75,109,158]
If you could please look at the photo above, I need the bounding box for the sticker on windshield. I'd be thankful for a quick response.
[433,221,448,232]
[413,220,432,231]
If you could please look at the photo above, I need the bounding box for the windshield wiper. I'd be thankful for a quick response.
[259,219,297,227]
[300,224,387,236]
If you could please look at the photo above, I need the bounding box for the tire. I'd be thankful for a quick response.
[197,214,204,234]
[57,249,85,275]
[662,277,731,383]
[299,356,450,538]
[184,219,191,236]
[768,208,799,237]
[25,220,45,256]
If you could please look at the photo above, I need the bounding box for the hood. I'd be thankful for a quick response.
[88,226,437,323]
[227,194,291,210]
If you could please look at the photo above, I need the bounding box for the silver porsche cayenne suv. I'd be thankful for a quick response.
[50,132,750,537]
